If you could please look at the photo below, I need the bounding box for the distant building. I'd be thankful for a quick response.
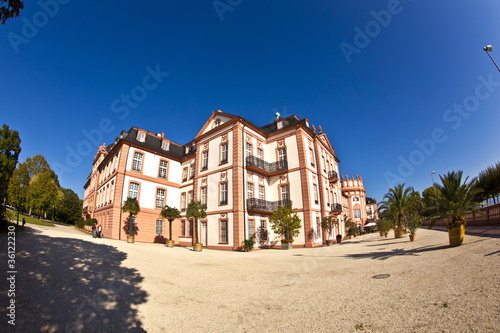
[366,197,379,223]
[341,175,367,228]
[82,110,376,250]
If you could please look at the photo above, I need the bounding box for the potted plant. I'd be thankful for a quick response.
[269,203,301,250]
[160,205,180,247]
[405,212,422,241]
[344,214,355,239]
[321,215,338,246]
[186,200,206,251]
[242,235,256,252]
[379,184,414,238]
[378,218,392,238]
[122,197,140,243]
[429,171,483,246]
[336,234,342,243]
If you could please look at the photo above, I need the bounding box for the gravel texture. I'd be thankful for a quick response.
[1,224,499,332]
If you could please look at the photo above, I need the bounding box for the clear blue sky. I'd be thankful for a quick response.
[1,0,499,202]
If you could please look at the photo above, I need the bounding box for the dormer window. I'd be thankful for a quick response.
[277,121,283,130]
[162,140,169,151]
[137,132,145,142]
[214,119,221,128]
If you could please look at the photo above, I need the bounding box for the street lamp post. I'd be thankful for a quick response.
[431,171,439,214]
[16,180,24,226]
[483,45,500,72]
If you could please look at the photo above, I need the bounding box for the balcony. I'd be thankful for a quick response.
[331,203,342,214]
[246,198,292,214]
[246,156,288,176]
[328,170,339,183]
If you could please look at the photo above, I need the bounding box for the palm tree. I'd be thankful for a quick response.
[122,197,140,239]
[186,200,206,248]
[430,171,483,229]
[379,184,413,229]
[474,162,500,205]
[160,205,180,244]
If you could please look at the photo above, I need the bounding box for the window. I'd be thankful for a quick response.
[220,182,228,205]
[354,209,361,219]
[322,156,326,172]
[181,193,186,211]
[260,220,267,241]
[189,191,193,203]
[313,184,318,204]
[156,189,165,209]
[156,219,163,235]
[158,160,168,179]
[257,148,263,160]
[132,152,143,171]
[277,121,283,129]
[190,164,195,179]
[161,141,169,151]
[220,219,228,243]
[316,217,321,239]
[246,143,252,157]
[188,220,193,237]
[248,219,255,238]
[129,182,139,199]
[182,168,188,182]
[181,220,185,236]
[202,151,208,170]
[281,184,289,201]
[137,132,145,142]
[214,119,221,127]
[201,187,207,207]
[259,185,265,200]
[309,148,315,166]
[247,182,254,199]
[220,143,228,163]
[278,148,286,161]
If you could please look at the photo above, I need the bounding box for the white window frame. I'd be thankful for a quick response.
[132,152,143,172]
[156,189,165,209]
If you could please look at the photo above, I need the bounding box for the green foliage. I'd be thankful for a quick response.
[75,218,85,229]
[422,186,442,217]
[405,212,422,235]
[56,188,82,224]
[186,200,206,244]
[122,197,140,235]
[379,184,414,228]
[160,205,181,241]
[321,215,338,237]
[0,124,21,222]
[474,161,500,204]
[27,171,58,217]
[431,171,484,229]
[86,218,97,226]
[0,0,24,24]
[242,235,256,252]
[348,228,356,236]
[343,214,355,232]
[378,218,392,234]
[269,204,301,240]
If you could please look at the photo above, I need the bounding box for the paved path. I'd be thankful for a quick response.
[1,223,499,332]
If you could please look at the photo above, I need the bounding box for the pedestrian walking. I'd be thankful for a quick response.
[92,222,96,238]
[97,224,102,238]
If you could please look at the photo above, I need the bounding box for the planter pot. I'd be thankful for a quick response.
[193,243,203,252]
[348,235,353,239]
[166,240,174,247]
[384,232,388,238]
[127,235,134,243]
[394,227,407,239]
[326,240,333,246]
[281,242,293,250]
[448,225,465,246]
[379,231,384,236]
[409,234,416,241]
[336,236,342,244]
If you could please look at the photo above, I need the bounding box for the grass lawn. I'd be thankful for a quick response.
[6,210,53,227]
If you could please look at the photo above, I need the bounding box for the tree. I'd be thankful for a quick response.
[122,197,140,236]
[269,204,301,241]
[343,213,355,234]
[56,188,83,224]
[430,171,483,229]
[160,205,180,242]
[0,0,24,24]
[422,185,442,217]
[320,215,338,239]
[7,162,29,212]
[0,124,21,222]
[474,161,500,205]
[25,154,59,186]
[379,184,414,228]
[27,171,58,218]
[186,200,206,245]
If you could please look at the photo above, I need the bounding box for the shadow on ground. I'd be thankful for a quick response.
[0,227,147,332]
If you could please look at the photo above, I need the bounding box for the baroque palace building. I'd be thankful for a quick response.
[83,110,374,250]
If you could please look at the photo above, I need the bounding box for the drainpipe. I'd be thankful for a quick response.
[242,119,248,240]
[118,144,131,240]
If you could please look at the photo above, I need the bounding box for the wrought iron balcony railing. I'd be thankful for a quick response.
[246,156,288,175]
[328,170,339,181]
[246,198,292,213]
[331,203,342,213]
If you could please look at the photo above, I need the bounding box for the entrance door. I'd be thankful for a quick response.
[201,222,207,246]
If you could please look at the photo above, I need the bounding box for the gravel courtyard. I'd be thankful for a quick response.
[1,223,499,332]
